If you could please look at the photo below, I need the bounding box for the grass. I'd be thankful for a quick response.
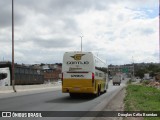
[124,84,160,120]
[141,80,150,85]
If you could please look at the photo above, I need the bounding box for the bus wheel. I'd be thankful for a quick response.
[94,86,100,97]
[106,84,108,89]
[97,86,101,96]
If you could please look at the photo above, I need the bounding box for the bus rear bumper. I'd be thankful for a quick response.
[62,87,95,94]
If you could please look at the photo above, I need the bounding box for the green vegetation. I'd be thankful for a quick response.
[135,64,160,78]
[126,79,132,84]
[124,84,160,120]
[140,80,150,85]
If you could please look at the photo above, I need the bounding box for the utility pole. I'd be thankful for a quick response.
[12,0,16,92]
[80,36,83,52]
[132,56,135,81]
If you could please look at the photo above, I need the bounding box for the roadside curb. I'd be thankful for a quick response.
[79,86,125,120]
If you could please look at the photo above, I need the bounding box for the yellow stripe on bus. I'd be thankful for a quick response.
[63,79,92,87]
[62,79,106,94]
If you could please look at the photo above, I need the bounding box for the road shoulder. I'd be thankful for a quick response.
[94,88,125,120]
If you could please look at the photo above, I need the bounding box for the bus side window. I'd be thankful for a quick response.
[99,73,103,77]
[0,73,7,80]
[95,72,98,76]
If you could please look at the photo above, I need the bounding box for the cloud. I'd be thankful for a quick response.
[0,0,159,65]
[32,37,76,49]
[0,0,27,28]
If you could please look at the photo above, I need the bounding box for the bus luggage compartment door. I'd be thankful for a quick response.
[62,72,94,93]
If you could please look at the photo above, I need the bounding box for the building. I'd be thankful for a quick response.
[108,64,134,76]
[42,63,62,83]
[29,63,62,83]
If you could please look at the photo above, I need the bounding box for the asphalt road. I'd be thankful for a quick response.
[0,79,128,120]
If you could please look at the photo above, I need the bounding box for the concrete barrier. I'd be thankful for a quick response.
[0,83,61,93]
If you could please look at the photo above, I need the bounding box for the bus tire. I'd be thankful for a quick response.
[100,85,104,94]
[106,84,108,89]
[98,86,101,96]
[94,86,100,97]
[69,93,76,98]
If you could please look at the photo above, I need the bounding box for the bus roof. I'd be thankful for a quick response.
[63,51,107,66]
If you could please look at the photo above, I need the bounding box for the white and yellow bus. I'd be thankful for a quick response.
[61,51,108,97]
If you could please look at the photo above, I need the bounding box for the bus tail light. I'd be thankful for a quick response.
[92,73,94,86]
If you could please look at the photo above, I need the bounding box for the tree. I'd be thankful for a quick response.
[135,68,148,79]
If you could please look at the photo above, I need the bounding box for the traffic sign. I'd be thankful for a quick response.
[122,68,128,73]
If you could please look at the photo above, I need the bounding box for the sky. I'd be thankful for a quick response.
[0,0,159,65]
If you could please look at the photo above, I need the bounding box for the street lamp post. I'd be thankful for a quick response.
[12,0,16,92]
[80,36,83,52]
